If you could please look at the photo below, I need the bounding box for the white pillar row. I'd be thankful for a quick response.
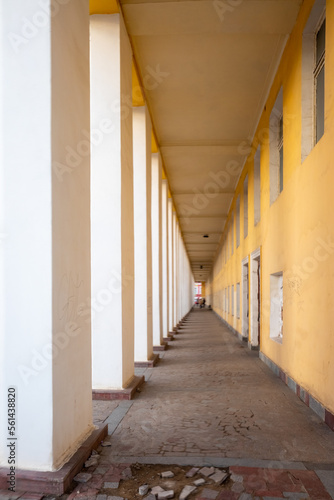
[151,153,163,348]
[167,198,174,333]
[133,106,153,364]
[161,180,169,338]
[0,1,93,471]
[90,14,136,392]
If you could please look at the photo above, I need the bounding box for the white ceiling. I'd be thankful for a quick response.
[120,0,303,281]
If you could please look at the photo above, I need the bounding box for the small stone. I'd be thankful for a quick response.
[161,471,175,478]
[85,457,99,468]
[97,495,108,500]
[185,467,199,478]
[194,479,205,486]
[199,489,218,499]
[107,497,126,500]
[139,485,149,496]
[144,496,156,500]
[101,441,112,447]
[151,486,165,495]
[91,449,99,456]
[74,472,92,483]
[209,471,229,484]
[104,481,120,489]
[179,485,196,500]
[157,491,174,500]
[199,467,215,477]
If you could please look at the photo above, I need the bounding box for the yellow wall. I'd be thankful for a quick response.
[207,0,334,415]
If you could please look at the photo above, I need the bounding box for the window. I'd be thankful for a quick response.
[278,115,283,193]
[243,176,248,238]
[270,272,283,343]
[269,88,283,204]
[231,285,234,316]
[236,196,240,247]
[315,18,325,143]
[254,147,261,226]
[301,0,326,161]
[236,282,240,319]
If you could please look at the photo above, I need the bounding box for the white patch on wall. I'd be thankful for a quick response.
[270,271,283,343]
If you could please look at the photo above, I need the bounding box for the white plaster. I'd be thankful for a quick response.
[161,180,169,337]
[0,0,93,471]
[173,213,178,327]
[167,198,174,331]
[133,106,153,362]
[270,272,283,341]
[151,153,163,346]
[90,14,134,389]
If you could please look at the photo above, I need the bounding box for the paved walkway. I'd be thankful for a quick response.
[102,310,334,464]
[93,309,334,498]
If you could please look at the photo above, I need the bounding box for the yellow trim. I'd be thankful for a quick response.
[132,62,145,107]
[89,0,119,14]
[162,168,167,180]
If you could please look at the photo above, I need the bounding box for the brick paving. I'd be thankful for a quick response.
[1,309,334,499]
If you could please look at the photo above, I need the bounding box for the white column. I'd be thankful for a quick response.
[173,214,178,327]
[90,13,135,390]
[151,153,163,347]
[178,227,183,322]
[133,106,153,363]
[0,0,92,471]
[167,198,174,332]
[161,180,169,338]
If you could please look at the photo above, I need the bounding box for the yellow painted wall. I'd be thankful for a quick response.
[207,0,334,415]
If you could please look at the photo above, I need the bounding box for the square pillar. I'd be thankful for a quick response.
[161,180,169,339]
[173,215,178,328]
[151,153,164,350]
[90,14,142,397]
[133,106,155,366]
[167,198,174,333]
[0,0,95,473]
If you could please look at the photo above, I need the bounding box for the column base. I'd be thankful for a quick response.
[92,375,145,401]
[134,353,159,368]
[164,333,174,341]
[153,342,168,351]
[0,425,108,496]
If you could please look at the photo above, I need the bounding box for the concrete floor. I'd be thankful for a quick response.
[94,309,334,470]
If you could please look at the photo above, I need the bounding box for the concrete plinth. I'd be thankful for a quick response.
[0,425,107,496]
[92,376,145,401]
